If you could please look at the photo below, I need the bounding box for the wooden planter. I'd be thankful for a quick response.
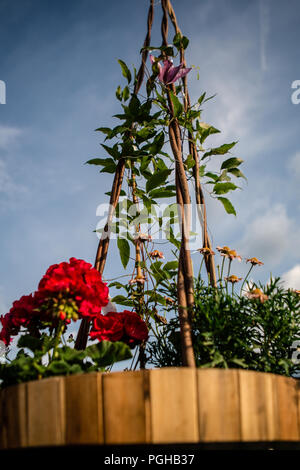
[1,368,300,449]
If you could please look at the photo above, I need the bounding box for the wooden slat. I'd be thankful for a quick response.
[239,370,278,441]
[2,383,27,448]
[274,375,299,441]
[103,370,149,444]
[149,367,199,443]
[65,372,103,445]
[27,377,65,447]
[197,369,241,442]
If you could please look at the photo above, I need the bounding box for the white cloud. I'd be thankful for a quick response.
[0,126,22,149]
[237,203,292,266]
[287,151,300,178]
[282,264,300,289]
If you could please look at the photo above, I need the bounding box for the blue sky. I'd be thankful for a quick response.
[1,0,300,332]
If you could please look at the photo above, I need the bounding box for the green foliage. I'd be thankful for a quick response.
[117,237,130,269]
[217,197,237,215]
[118,59,132,83]
[173,32,189,50]
[0,335,132,389]
[147,278,300,376]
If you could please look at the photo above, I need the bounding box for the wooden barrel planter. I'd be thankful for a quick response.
[1,367,300,449]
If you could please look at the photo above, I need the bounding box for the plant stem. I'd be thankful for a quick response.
[240,265,253,296]
[52,320,64,360]
[226,259,232,295]
[220,257,225,284]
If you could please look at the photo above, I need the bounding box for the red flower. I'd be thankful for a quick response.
[0,294,39,345]
[0,258,110,344]
[90,312,124,342]
[38,257,109,319]
[122,310,149,344]
[90,310,148,348]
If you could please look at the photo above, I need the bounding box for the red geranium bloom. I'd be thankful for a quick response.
[0,258,110,345]
[38,257,109,318]
[0,294,39,345]
[90,312,124,342]
[90,310,148,348]
[122,310,149,343]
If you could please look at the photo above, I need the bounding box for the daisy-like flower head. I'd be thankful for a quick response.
[224,275,242,284]
[246,288,268,303]
[153,311,168,325]
[134,233,152,243]
[149,250,165,259]
[246,257,264,266]
[129,275,146,286]
[217,246,241,261]
[198,247,215,256]
[164,296,175,305]
[216,245,231,254]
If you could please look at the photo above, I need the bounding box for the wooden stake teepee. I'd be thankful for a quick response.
[75,0,216,368]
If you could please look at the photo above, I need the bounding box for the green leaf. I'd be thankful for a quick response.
[221,157,243,170]
[17,335,43,353]
[122,86,130,101]
[205,172,219,181]
[173,32,182,48]
[217,197,236,215]
[164,261,179,271]
[95,127,112,136]
[184,154,195,169]
[111,295,133,307]
[85,340,132,367]
[100,162,117,174]
[149,131,164,156]
[228,168,247,179]
[217,170,231,182]
[101,144,119,159]
[196,122,220,144]
[182,36,189,49]
[86,158,114,166]
[129,95,141,117]
[169,91,183,118]
[57,346,86,363]
[173,33,189,50]
[47,360,70,375]
[146,169,172,193]
[118,59,132,83]
[149,189,176,199]
[213,182,239,195]
[203,142,237,159]
[105,189,126,197]
[117,237,130,269]
[198,93,206,106]
[116,85,122,101]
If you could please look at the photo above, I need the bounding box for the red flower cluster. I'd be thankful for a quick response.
[90,310,149,348]
[38,257,109,319]
[0,294,37,345]
[0,258,149,349]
